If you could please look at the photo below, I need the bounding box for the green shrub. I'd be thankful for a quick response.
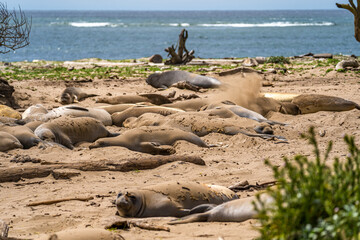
[256,127,360,240]
[266,56,291,65]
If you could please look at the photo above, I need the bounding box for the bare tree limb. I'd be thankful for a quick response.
[0,3,31,54]
[165,29,195,65]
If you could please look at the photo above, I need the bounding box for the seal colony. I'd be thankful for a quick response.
[1,55,360,239]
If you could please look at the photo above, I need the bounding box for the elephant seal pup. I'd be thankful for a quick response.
[169,193,274,224]
[146,71,221,89]
[89,126,214,154]
[60,87,98,105]
[25,106,113,126]
[35,117,117,149]
[0,131,23,152]
[0,105,21,120]
[115,181,239,218]
[291,94,360,114]
[162,98,209,111]
[203,102,287,126]
[0,124,41,149]
[96,103,152,115]
[22,104,48,120]
[96,93,171,105]
[111,105,185,127]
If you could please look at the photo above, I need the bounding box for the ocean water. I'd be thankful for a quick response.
[2,10,358,62]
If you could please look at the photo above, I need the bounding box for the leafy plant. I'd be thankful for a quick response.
[256,127,360,240]
[266,56,290,65]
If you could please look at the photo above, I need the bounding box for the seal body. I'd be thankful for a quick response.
[96,93,171,105]
[89,126,212,154]
[115,181,239,218]
[111,105,184,127]
[37,228,122,240]
[60,87,98,105]
[24,106,112,126]
[146,71,221,89]
[22,104,48,121]
[0,131,23,152]
[162,98,209,111]
[35,117,115,149]
[0,124,41,149]
[169,193,274,224]
[291,94,360,114]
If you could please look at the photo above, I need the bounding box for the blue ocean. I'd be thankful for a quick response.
[2,10,358,62]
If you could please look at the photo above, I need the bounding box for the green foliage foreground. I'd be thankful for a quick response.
[256,127,360,240]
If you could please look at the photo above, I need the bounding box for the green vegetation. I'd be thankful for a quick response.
[266,56,291,65]
[256,127,360,240]
[0,62,241,81]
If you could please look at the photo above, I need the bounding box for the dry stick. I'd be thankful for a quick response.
[0,155,205,183]
[129,221,170,232]
[26,196,94,207]
[0,220,9,238]
[229,181,278,192]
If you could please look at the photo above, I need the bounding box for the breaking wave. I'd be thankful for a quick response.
[198,21,335,28]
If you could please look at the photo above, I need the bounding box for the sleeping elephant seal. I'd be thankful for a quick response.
[115,181,239,218]
[0,105,21,120]
[22,104,48,121]
[0,124,41,149]
[0,131,23,152]
[162,98,209,111]
[23,106,113,126]
[60,87,98,105]
[291,94,360,114]
[111,105,184,127]
[169,193,274,224]
[96,93,171,105]
[146,71,221,89]
[35,117,118,149]
[89,126,214,155]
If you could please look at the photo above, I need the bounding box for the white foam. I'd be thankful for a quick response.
[199,21,335,28]
[168,23,190,27]
[69,22,111,27]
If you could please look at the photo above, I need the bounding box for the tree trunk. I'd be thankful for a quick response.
[336,1,360,42]
[165,29,195,65]
[0,79,17,108]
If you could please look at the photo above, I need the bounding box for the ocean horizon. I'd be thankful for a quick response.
[2,10,358,62]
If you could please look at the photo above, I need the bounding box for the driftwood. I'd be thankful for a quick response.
[0,220,9,239]
[0,155,205,183]
[104,217,170,232]
[27,196,94,207]
[229,180,278,192]
[165,29,195,65]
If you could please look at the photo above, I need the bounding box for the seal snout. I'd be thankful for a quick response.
[115,192,136,216]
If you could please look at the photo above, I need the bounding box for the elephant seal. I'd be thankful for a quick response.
[261,92,300,102]
[35,117,117,149]
[0,124,41,149]
[22,104,48,121]
[169,193,274,224]
[0,105,21,120]
[96,103,152,115]
[0,131,23,152]
[37,228,123,240]
[162,98,209,111]
[24,106,112,126]
[24,121,44,132]
[291,94,360,114]
[96,93,171,105]
[60,87,98,105]
[250,97,300,116]
[111,105,185,127]
[203,102,287,126]
[115,181,239,218]
[89,126,214,154]
[146,71,221,89]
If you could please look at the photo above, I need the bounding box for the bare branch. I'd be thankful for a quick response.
[336,3,356,15]
[0,3,31,54]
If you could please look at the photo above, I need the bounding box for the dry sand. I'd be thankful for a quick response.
[0,58,360,239]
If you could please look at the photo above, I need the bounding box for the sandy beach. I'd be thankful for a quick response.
[0,55,359,239]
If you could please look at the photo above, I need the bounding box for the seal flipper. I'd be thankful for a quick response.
[139,142,175,155]
[189,204,217,214]
[168,212,210,225]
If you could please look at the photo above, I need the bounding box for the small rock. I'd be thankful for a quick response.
[313,53,333,59]
[149,54,163,63]
[242,58,259,67]
[255,57,266,64]
[335,59,359,71]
